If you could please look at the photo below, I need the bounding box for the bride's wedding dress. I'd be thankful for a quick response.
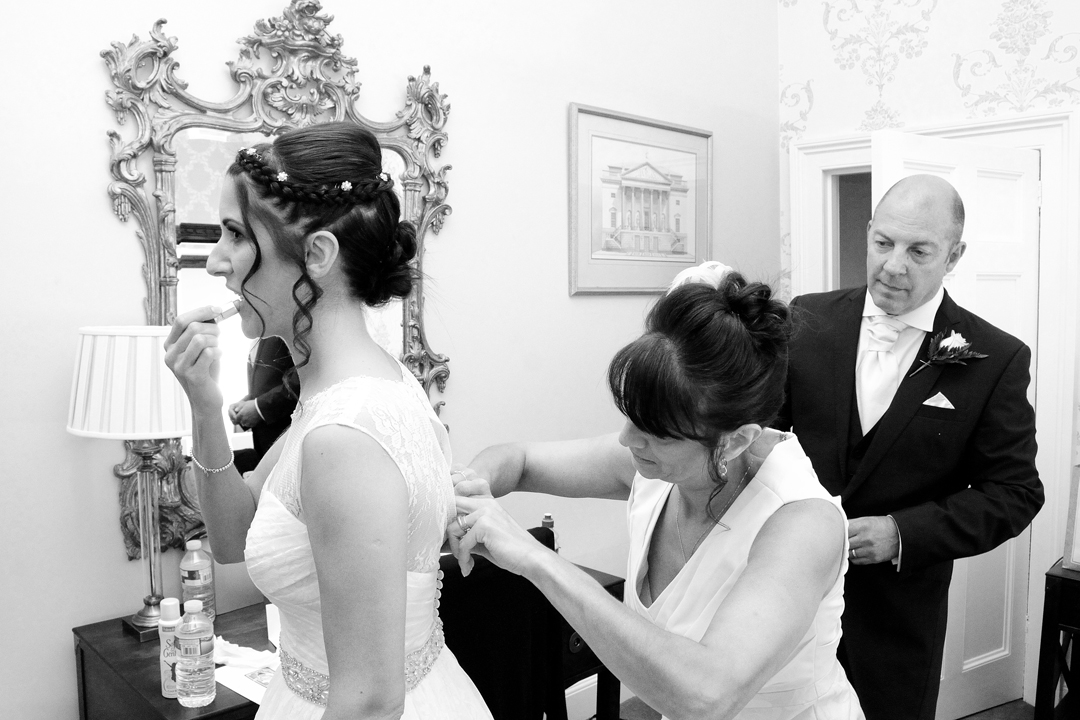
[245,367,493,719]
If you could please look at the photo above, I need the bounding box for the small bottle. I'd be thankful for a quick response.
[158,598,182,698]
[175,599,216,707]
[180,539,216,622]
[541,513,559,553]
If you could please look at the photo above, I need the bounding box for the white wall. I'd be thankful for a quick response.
[0,1,779,717]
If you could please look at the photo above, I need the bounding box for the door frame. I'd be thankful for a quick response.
[788,109,1080,704]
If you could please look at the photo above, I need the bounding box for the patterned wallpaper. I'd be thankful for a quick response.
[776,0,1080,298]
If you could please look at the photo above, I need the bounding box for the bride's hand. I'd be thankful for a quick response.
[163,306,226,413]
[451,495,549,578]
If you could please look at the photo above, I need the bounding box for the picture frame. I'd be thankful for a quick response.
[1064,465,1080,571]
[568,103,712,295]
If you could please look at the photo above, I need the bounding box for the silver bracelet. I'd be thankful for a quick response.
[190,450,235,475]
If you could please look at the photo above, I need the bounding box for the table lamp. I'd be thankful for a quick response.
[67,326,191,638]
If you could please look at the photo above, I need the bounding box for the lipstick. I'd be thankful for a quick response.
[210,299,242,323]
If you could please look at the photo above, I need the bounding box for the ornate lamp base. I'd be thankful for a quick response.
[121,594,164,642]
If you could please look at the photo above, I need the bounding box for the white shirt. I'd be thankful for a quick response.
[856,285,944,573]
[858,286,944,383]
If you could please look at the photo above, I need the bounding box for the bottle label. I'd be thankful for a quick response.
[160,629,178,698]
[178,635,214,657]
[181,568,212,585]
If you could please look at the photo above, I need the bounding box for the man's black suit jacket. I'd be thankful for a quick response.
[777,286,1042,569]
[246,336,298,460]
[774,286,1043,718]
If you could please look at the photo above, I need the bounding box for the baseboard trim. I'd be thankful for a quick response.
[563,675,635,720]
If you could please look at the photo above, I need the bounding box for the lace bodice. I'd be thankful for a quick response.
[266,368,455,572]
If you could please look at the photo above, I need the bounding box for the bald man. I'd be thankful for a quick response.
[775,175,1043,719]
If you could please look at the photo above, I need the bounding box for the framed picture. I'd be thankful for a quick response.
[1064,466,1080,571]
[569,103,712,295]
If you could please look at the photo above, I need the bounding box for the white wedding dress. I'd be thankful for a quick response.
[244,366,493,719]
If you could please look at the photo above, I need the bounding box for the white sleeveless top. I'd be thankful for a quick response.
[624,435,865,720]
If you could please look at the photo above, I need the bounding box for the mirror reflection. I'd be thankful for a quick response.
[102,0,452,555]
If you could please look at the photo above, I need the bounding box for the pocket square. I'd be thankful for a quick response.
[923,392,955,409]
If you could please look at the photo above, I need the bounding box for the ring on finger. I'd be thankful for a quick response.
[457,515,470,533]
[850,548,859,559]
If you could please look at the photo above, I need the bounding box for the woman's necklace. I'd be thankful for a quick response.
[674,461,753,564]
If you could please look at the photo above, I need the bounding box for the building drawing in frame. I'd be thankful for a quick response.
[569,103,711,295]
[594,138,697,261]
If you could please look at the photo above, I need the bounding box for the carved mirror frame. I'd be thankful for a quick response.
[103,0,451,557]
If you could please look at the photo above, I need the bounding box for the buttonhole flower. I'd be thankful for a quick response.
[909,330,988,377]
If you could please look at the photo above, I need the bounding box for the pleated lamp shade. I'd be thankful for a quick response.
[67,326,192,440]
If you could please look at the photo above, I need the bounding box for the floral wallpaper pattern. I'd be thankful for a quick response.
[824,0,939,131]
[779,63,815,151]
[776,0,1080,299]
[953,0,1080,116]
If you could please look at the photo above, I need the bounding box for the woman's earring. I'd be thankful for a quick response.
[718,454,728,480]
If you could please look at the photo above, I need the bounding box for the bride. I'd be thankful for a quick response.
[165,122,492,720]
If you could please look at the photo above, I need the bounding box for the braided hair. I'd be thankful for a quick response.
[226,122,418,378]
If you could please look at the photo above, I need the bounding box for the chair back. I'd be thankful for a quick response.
[438,527,567,720]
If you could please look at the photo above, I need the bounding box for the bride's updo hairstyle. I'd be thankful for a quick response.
[227,121,417,368]
[607,267,792,489]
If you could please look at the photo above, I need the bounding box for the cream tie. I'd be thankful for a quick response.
[857,315,908,432]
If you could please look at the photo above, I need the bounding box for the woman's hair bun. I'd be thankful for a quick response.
[720,275,791,348]
[363,219,418,306]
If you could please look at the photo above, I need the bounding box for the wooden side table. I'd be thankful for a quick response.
[73,603,268,720]
[74,565,626,720]
[1034,559,1080,720]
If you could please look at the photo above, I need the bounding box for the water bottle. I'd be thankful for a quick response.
[158,597,181,698]
[541,512,560,553]
[180,539,216,622]
[175,599,216,707]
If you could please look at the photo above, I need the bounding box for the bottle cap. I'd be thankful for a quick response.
[184,599,204,614]
[185,539,202,550]
[159,597,181,623]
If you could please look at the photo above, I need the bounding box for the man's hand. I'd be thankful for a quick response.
[847,515,899,565]
[228,400,261,430]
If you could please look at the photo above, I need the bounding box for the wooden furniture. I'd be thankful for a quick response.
[1035,559,1080,720]
[73,603,269,720]
[563,565,624,720]
[74,563,625,720]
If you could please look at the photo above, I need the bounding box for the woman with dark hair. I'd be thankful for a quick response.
[165,122,492,720]
[450,264,863,720]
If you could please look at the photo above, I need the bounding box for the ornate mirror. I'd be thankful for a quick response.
[103,0,451,557]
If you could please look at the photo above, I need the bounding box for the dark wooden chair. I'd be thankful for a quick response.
[438,527,568,720]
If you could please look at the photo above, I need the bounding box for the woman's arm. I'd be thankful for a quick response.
[165,307,266,562]
[457,495,845,720]
[302,425,409,720]
[465,433,636,501]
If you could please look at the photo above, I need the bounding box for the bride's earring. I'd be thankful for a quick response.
[717,452,728,480]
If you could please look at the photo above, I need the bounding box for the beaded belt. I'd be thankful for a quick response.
[279,619,445,706]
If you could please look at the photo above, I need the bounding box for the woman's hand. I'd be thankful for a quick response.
[450,493,551,578]
[447,467,490,575]
[163,306,226,413]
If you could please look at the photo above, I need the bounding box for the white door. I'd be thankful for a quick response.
[871,131,1041,719]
